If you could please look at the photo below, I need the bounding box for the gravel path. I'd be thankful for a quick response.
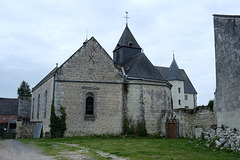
[0,140,54,160]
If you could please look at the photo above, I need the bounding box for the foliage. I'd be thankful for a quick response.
[17,80,31,97]
[122,118,135,136]
[19,137,240,160]
[207,100,214,112]
[136,120,148,137]
[49,100,66,138]
[122,118,148,137]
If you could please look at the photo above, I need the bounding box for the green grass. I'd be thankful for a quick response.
[19,136,240,160]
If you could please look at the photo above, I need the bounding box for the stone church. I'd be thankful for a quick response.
[31,23,197,137]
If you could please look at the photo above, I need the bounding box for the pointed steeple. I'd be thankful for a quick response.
[165,55,183,80]
[114,25,141,51]
[113,25,142,66]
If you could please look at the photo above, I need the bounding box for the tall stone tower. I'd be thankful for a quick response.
[213,14,240,129]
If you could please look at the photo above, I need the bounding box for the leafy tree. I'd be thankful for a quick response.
[17,80,31,97]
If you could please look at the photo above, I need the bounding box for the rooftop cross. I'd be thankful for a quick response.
[124,11,130,25]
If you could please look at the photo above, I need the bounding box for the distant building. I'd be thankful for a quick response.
[0,98,18,134]
[156,56,197,109]
[214,14,240,130]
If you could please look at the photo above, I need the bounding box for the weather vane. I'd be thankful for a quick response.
[124,11,130,25]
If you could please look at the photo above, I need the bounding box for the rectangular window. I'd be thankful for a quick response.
[185,106,189,109]
[178,88,181,93]
[185,95,188,100]
[178,100,181,105]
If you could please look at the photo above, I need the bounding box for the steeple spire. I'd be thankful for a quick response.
[165,54,183,81]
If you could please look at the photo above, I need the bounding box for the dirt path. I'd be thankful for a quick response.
[0,140,54,160]
[0,140,127,160]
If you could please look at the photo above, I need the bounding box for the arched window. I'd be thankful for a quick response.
[86,96,94,115]
[44,90,47,118]
[37,94,40,118]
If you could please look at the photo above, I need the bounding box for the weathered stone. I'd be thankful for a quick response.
[205,143,210,148]
[214,15,240,130]
[215,140,221,147]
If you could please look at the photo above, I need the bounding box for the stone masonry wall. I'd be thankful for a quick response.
[214,15,240,130]
[16,121,36,138]
[55,37,124,136]
[18,97,31,120]
[173,107,217,138]
[125,80,172,135]
[31,76,54,137]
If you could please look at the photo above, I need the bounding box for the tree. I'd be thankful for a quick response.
[17,80,31,97]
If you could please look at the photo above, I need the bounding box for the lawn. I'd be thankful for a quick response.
[19,136,240,160]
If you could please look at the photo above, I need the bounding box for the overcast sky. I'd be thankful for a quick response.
[0,0,239,105]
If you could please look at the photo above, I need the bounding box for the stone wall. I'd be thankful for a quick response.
[214,14,240,130]
[18,97,31,120]
[16,121,36,138]
[31,76,54,137]
[169,107,217,138]
[125,80,172,135]
[54,37,124,136]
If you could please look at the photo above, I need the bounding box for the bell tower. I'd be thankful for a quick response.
[113,12,142,66]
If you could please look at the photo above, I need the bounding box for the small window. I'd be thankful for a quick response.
[32,98,35,119]
[86,96,94,115]
[37,94,40,118]
[178,88,181,93]
[185,95,188,100]
[178,100,181,105]
[185,106,189,109]
[44,90,47,118]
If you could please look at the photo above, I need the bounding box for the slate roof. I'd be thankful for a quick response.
[0,98,18,115]
[113,25,141,51]
[165,57,184,81]
[156,66,197,94]
[123,53,165,81]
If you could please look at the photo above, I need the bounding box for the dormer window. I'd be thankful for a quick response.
[128,41,133,47]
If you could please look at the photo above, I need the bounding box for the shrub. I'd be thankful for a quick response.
[122,118,135,136]
[49,100,66,138]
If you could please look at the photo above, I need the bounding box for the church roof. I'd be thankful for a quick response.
[113,25,141,51]
[156,66,197,94]
[165,56,184,81]
[0,98,18,115]
[124,53,165,81]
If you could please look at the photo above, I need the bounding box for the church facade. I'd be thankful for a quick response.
[31,24,196,137]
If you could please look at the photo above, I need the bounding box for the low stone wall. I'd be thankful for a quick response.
[16,121,36,138]
[175,107,217,138]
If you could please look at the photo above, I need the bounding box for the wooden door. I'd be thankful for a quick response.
[168,123,177,139]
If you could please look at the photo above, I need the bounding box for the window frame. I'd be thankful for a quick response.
[84,92,95,121]
[37,94,40,119]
